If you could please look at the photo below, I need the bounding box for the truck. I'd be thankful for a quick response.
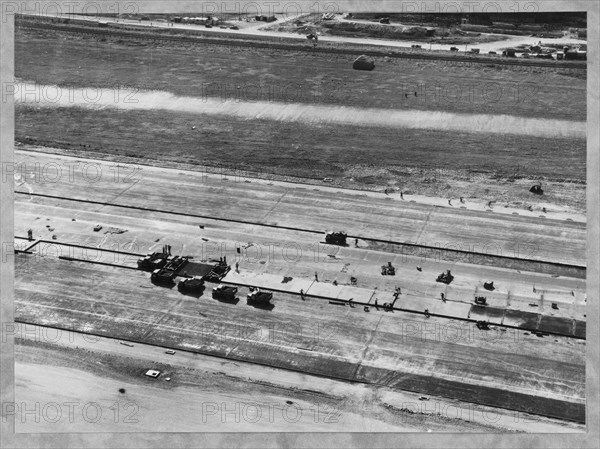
[325,231,347,246]
[177,277,205,294]
[247,289,273,305]
[212,284,238,301]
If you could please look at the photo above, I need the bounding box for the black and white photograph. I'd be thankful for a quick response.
[0,1,598,447]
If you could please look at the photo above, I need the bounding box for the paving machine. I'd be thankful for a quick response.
[150,256,189,285]
[138,245,171,271]
[205,260,231,282]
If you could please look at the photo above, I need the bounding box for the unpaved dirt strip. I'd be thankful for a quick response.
[16,83,585,139]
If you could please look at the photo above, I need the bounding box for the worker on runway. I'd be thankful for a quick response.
[448,199,452,206]
[424,308,430,318]
[400,191,404,200]
[300,289,305,300]
[348,298,355,308]
[355,238,359,247]
[417,266,422,272]
[235,262,239,272]
[314,272,319,282]
[441,292,446,302]
[27,229,33,241]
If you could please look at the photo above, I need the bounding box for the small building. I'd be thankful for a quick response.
[425,27,435,36]
[145,370,160,378]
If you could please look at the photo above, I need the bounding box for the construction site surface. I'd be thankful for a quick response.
[10,12,589,436]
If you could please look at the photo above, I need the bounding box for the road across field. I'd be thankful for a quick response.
[14,151,586,267]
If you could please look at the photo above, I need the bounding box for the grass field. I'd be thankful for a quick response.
[15,26,586,120]
[14,24,587,210]
[16,105,585,181]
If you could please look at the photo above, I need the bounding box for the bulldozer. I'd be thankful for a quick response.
[483,281,495,291]
[212,284,238,301]
[325,231,347,246]
[177,276,205,294]
[381,261,396,276]
[247,288,273,305]
[436,270,454,285]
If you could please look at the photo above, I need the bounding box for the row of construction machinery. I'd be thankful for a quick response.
[138,245,230,292]
[137,245,272,305]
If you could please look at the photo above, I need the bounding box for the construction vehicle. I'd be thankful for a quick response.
[138,245,171,271]
[325,231,347,246]
[177,276,205,294]
[436,270,454,284]
[204,259,231,282]
[529,183,543,195]
[483,281,495,291]
[475,296,487,305]
[212,284,238,301]
[247,288,273,305]
[476,320,490,330]
[150,256,189,285]
[381,261,396,276]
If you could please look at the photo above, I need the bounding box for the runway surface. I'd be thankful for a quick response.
[13,151,586,423]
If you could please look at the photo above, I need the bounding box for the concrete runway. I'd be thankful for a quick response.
[13,151,586,267]
[12,150,587,423]
[14,254,585,422]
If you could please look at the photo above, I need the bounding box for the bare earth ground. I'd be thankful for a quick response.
[15,333,583,433]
